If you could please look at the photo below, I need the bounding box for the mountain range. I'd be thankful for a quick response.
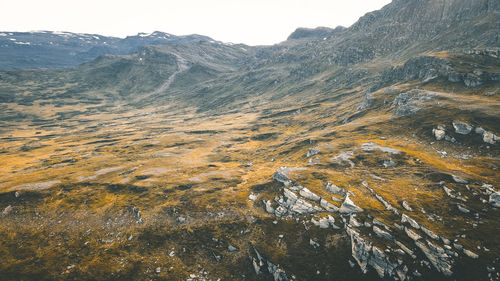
[0,0,499,280]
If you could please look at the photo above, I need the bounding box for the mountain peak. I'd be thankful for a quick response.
[287,26,346,41]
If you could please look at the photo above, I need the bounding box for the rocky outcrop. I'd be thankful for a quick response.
[391,89,436,117]
[340,194,363,214]
[347,227,406,280]
[325,182,347,196]
[415,240,453,276]
[250,246,290,281]
[299,187,321,201]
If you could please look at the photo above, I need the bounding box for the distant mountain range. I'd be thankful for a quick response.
[0,1,499,280]
[0,31,213,69]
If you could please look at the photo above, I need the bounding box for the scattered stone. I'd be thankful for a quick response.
[331,151,355,168]
[421,226,439,240]
[310,239,320,249]
[489,192,500,207]
[402,201,413,212]
[395,241,416,259]
[452,122,473,135]
[463,249,479,259]
[433,126,446,141]
[383,159,397,168]
[228,245,239,252]
[2,205,12,216]
[362,142,400,154]
[155,267,161,273]
[457,205,470,214]
[249,193,258,201]
[405,227,422,241]
[401,214,420,229]
[340,194,363,214]
[306,148,320,157]
[452,175,468,184]
[325,182,346,196]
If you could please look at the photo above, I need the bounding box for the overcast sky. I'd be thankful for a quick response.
[1,0,391,45]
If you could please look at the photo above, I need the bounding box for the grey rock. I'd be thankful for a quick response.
[391,89,436,117]
[463,249,479,259]
[395,241,416,258]
[489,192,500,207]
[452,122,473,135]
[299,187,321,201]
[349,215,363,227]
[264,200,275,214]
[228,245,239,252]
[457,205,470,214]
[325,182,346,196]
[482,131,498,144]
[320,198,339,212]
[306,148,320,157]
[331,151,355,168]
[401,214,420,229]
[340,194,363,214]
[310,238,320,249]
[415,240,453,276]
[452,175,468,184]
[402,201,413,212]
[405,227,422,241]
[421,226,439,240]
[362,142,400,154]
[433,127,446,141]
[373,225,393,240]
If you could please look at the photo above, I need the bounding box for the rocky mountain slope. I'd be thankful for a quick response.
[0,0,499,280]
[0,31,213,70]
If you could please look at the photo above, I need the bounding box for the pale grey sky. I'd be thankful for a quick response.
[1,0,391,45]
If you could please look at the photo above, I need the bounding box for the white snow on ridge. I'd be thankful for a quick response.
[138,32,153,37]
[0,33,7,36]
[14,41,31,45]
